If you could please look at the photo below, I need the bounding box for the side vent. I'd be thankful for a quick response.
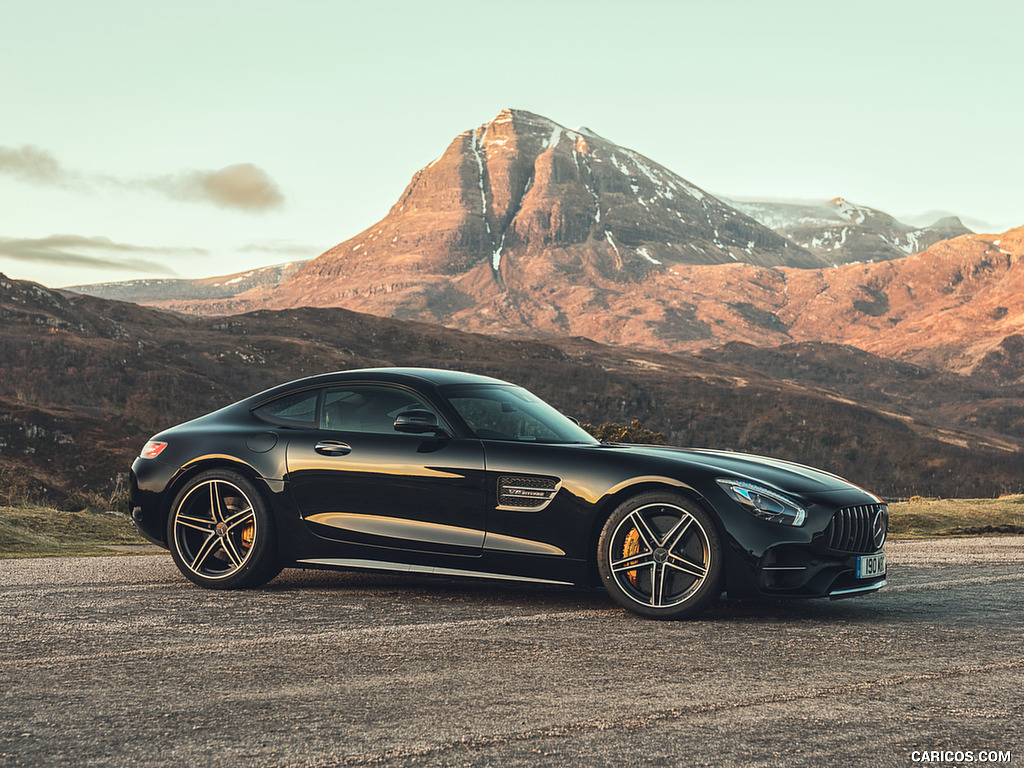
[498,475,559,511]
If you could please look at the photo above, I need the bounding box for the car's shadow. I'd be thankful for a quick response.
[262,566,892,624]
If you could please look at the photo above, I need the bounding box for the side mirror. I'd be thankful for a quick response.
[394,409,445,435]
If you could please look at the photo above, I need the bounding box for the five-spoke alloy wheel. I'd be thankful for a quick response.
[167,469,280,589]
[598,492,722,619]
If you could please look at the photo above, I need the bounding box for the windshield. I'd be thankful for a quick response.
[442,384,598,445]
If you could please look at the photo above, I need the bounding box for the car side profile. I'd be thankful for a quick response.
[129,368,887,619]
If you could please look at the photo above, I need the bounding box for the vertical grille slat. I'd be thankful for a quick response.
[825,504,887,554]
[858,506,871,551]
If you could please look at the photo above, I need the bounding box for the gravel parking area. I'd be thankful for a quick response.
[1,538,1021,767]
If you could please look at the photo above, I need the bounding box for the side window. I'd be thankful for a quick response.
[320,385,437,434]
[253,390,319,427]
[448,393,561,442]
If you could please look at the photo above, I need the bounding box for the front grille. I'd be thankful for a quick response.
[498,475,558,509]
[825,504,887,553]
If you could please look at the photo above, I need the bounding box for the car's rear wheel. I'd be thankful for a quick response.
[167,469,281,589]
[598,492,722,619]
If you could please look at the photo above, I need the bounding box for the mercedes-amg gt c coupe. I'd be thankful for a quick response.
[130,368,888,619]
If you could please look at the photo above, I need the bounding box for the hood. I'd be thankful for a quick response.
[613,444,876,499]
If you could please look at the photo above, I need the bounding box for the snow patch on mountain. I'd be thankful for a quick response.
[636,246,661,265]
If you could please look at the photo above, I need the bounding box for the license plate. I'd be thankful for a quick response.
[856,552,886,579]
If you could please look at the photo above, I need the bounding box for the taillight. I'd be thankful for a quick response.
[140,441,167,459]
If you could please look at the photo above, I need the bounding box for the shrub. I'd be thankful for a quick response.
[582,419,668,445]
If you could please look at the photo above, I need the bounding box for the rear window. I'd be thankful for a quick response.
[253,390,319,427]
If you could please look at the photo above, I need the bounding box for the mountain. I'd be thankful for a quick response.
[2,273,1022,502]
[726,197,972,265]
[57,109,1014,380]
[131,109,825,323]
[64,260,307,304]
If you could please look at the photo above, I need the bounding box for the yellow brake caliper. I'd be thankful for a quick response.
[622,527,641,586]
[241,523,255,548]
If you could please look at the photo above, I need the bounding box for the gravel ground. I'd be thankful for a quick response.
[1,538,1021,767]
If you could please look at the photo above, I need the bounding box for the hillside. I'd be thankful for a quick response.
[63,261,307,304]
[777,226,1024,377]
[2,274,1021,502]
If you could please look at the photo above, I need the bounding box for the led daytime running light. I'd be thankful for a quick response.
[716,478,806,526]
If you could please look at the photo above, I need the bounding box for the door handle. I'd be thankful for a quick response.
[314,440,352,456]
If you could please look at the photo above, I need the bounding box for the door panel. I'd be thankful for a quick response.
[287,432,487,556]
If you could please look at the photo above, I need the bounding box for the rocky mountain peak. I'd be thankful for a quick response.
[256,109,824,329]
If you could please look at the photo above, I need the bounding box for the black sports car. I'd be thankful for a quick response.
[130,368,888,619]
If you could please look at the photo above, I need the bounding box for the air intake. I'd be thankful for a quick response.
[497,476,558,510]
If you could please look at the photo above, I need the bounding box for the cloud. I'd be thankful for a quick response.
[148,163,285,211]
[0,144,284,212]
[720,194,835,207]
[0,235,191,274]
[0,145,74,186]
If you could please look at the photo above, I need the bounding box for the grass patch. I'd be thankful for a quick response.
[1,495,1022,559]
[889,495,1024,538]
[0,504,149,558]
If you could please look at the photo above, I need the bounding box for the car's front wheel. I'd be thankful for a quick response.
[167,469,281,589]
[598,492,722,619]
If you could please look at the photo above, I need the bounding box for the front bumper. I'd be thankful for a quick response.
[757,542,886,598]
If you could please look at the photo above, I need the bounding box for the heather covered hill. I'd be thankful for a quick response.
[2,274,1022,502]
[697,342,1024,445]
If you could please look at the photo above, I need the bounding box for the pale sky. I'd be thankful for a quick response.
[2,0,1021,288]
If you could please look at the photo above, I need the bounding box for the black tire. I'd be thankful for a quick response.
[597,491,722,619]
[166,469,282,589]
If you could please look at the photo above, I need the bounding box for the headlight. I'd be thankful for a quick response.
[716,479,806,526]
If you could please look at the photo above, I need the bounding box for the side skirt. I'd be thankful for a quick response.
[296,557,575,586]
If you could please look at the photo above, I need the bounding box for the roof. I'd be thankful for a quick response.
[240,367,511,408]
[333,367,508,387]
